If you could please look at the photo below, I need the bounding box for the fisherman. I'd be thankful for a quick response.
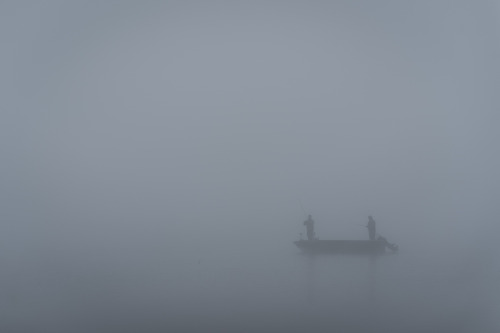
[303,215,315,241]
[367,216,376,241]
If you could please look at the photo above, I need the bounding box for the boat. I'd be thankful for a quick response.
[294,239,388,255]
[296,215,399,255]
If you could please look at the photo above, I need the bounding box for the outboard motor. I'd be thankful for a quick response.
[377,235,399,253]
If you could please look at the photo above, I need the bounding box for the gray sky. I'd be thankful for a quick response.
[1,1,499,331]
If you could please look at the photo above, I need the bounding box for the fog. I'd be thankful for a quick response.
[2,1,499,332]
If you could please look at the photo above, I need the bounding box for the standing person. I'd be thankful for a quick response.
[303,215,315,241]
[367,216,376,241]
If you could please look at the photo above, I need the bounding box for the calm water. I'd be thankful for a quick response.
[0,238,498,332]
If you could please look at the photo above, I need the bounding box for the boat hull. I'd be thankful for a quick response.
[294,240,386,255]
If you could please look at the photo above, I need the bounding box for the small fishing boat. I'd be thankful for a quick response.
[294,239,391,255]
[296,215,399,255]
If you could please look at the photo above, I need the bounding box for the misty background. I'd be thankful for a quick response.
[1,1,499,332]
